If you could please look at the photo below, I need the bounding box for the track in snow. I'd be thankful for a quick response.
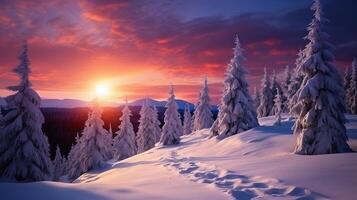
[161,151,327,200]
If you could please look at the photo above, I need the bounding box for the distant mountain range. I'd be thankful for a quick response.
[41,98,218,110]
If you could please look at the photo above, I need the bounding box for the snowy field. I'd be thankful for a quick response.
[1,114,356,200]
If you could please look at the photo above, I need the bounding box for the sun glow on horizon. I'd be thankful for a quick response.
[95,83,110,98]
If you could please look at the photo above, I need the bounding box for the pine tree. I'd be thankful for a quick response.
[159,85,183,145]
[270,70,284,115]
[283,65,292,93]
[0,42,53,182]
[183,104,192,135]
[66,133,80,174]
[273,88,282,126]
[292,0,351,154]
[136,99,159,153]
[152,106,162,142]
[113,101,137,160]
[53,146,65,181]
[253,86,261,110]
[282,66,291,112]
[193,77,214,130]
[68,100,113,180]
[288,50,305,114]
[347,58,357,114]
[257,67,274,117]
[210,36,258,139]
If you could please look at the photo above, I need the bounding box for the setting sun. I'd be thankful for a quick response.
[95,83,110,98]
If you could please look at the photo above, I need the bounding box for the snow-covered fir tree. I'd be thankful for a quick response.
[288,50,305,114]
[347,58,357,114]
[136,99,159,153]
[282,65,292,93]
[113,101,137,160]
[193,77,214,130]
[253,86,261,110]
[257,67,274,117]
[152,106,162,142]
[210,36,258,139]
[273,88,282,126]
[66,133,81,174]
[159,85,183,145]
[183,104,192,135]
[282,66,292,112]
[292,0,351,154]
[270,70,284,114]
[68,100,113,180]
[53,146,65,181]
[0,42,53,182]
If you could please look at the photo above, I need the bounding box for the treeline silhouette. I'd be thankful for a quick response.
[41,106,218,158]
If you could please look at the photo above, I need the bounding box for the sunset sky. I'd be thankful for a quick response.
[0,0,356,104]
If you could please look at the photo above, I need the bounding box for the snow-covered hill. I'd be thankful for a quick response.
[129,98,197,110]
[1,115,356,200]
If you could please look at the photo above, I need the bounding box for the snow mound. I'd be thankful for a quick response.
[1,115,356,200]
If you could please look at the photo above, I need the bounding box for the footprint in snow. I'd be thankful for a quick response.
[162,150,328,200]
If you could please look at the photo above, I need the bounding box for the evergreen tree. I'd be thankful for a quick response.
[210,36,258,139]
[68,100,113,180]
[136,99,158,153]
[0,42,52,182]
[253,86,261,110]
[152,106,162,142]
[183,104,193,135]
[159,85,183,145]
[270,70,284,115]
[257,67,274,117]
[288,50,305,114]
[53,146,65,181]
[193,77,214,130]
[273,88,282,126]
[292,0,351,154]
[113,101,137,160]
[347,58,357,114]
[282,65,292,112]
[283,65,292,93]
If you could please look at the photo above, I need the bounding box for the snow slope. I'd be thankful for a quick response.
[1,115,356,200]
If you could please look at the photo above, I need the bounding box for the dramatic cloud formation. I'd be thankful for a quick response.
[0,0,356,104]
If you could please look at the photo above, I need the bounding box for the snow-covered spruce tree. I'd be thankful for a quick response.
[257,67,274,117]
[210,36,258,139]
[347,58,357,114]
[292,0,351,154]
[253,86,261,110]
[53,146,65,181]
[283,65,292,93]
[152,106,162,142]
[136,99,158,153]
[282,66,292,112]
[183,104,192,135]
[288,50,305,114]
[193,77,214,130]
[159,85,183,145]
[0,42,52,182]
[113,101,137,160]
[273,88,282,126]
[68,100,113,180]
[65,133,80,174]
[270,70,284,115]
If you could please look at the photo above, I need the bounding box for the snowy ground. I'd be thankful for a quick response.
[1,115,356,200]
